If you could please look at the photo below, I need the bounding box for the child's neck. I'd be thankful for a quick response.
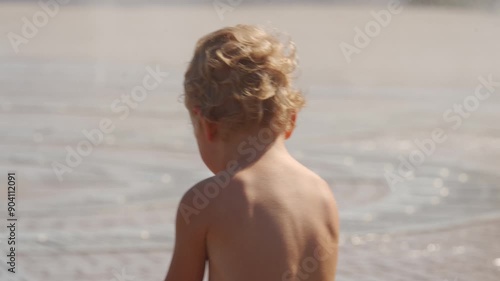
[210,132,289,175]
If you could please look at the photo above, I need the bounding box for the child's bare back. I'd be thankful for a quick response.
[205,149,338,281]
[166,144,339,281]
[165,25,339,281]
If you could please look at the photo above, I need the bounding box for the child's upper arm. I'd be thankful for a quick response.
[165,183,211,281]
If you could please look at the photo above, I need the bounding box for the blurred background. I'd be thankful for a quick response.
[0,0,499,280]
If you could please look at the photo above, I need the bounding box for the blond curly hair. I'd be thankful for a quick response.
[184,24,305,139]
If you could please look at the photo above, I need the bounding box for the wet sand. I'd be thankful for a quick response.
[0,3,499,281]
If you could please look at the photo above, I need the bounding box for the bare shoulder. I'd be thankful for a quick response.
[177,172,248,221]
[312,171,336,203]
[177,176,223,227]
[300,167,339,228]
[310,170,340,238]
[297,164,337,203]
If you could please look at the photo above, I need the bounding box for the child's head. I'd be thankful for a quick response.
[184,25,304,171]
[184,25,304,139]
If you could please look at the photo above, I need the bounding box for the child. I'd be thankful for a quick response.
[165,25,339,281]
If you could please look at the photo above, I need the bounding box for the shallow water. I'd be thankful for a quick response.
[1,61,499,281]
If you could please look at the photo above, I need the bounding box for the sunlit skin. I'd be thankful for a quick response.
[164,110,340,281]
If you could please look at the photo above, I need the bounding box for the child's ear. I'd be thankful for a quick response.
[191,107,217,141]
[201,118,218,142]
[191,106,201,117]
[285,113,297,140]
